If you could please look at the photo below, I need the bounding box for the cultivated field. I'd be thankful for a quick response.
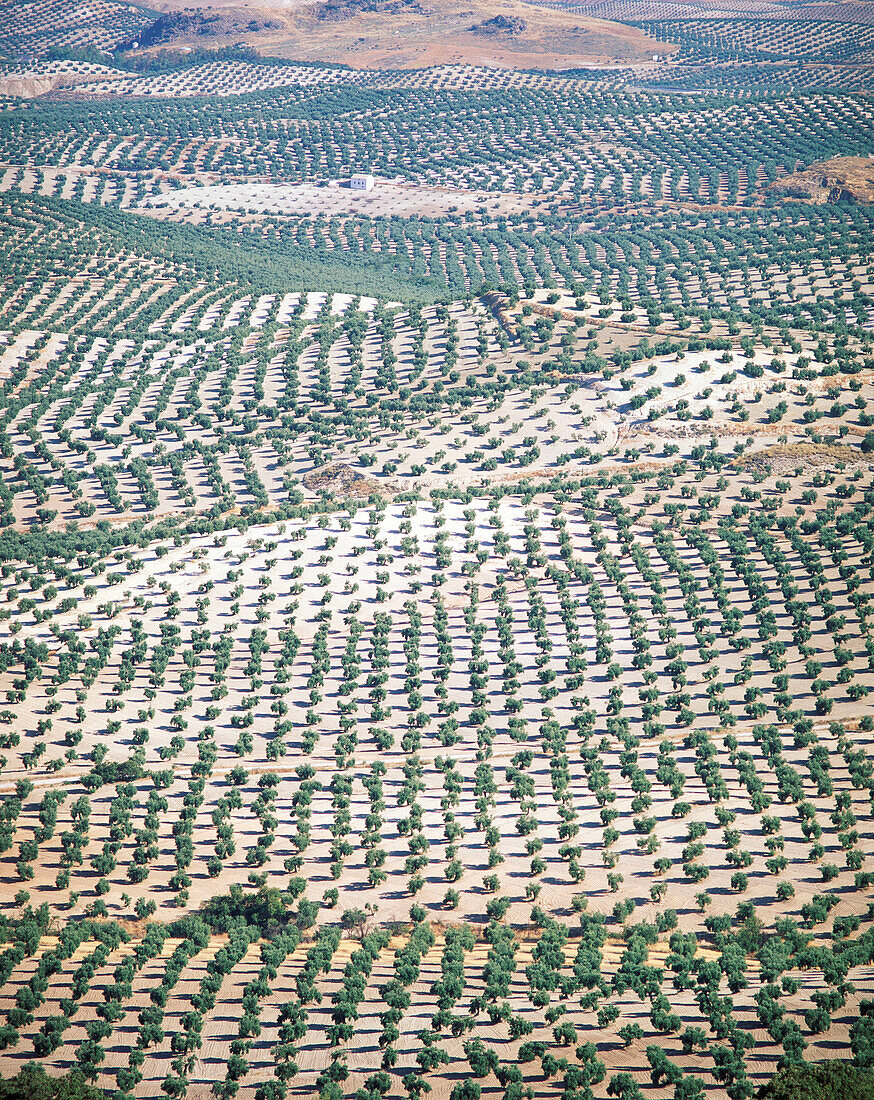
[139,180,534,221]
[1,3,874,1099]
[0,0,153,58]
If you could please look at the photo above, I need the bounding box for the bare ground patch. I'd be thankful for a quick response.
[138,177,537,219]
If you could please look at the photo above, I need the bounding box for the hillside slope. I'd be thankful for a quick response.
[135,0,674,68]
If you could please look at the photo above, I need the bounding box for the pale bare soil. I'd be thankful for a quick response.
[139,178,536,220]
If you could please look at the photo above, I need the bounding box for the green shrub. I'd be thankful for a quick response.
[756,1060,874,1100]
[0,1064,106,1100]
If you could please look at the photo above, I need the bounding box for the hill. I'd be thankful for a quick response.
[120,9,283,49]
[1,15,874,1100]
[134,0,674,68]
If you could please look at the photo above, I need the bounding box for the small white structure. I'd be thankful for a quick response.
[350,173,375,191]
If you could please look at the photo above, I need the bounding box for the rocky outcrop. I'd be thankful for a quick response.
[302,463,390,499]
[770,156,874,205]
[314,0,424,21]
[469,13,526,33]
[121,10,282,50]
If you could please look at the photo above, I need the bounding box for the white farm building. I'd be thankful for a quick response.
[350,173,375,191]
